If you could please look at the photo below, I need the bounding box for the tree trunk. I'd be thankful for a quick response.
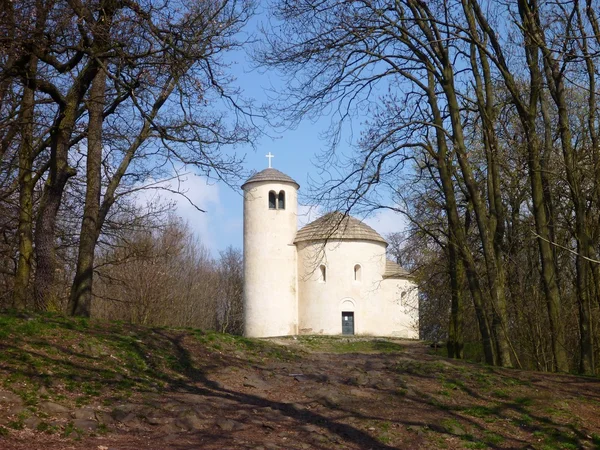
[33,121,78,310]
[425,71,495,365]
[447,239,464,359]
[531,1,594,373]
[69,69,107,317]
[441,72,513,368]
[467,0,569,372]
[13,57,38,309]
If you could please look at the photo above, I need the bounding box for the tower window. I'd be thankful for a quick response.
[268,191,276,209]
[319,265,327,282]
[354,264,362,282]
[278,190,286,209]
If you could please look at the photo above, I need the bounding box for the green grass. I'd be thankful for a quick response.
[483,431,504,445]
[0,310,597,450]
[517,413,534,426]
[491,388,510,399]
[462,405,498,420]
[440,377,468,394]
[192,330,300,361]
[430,341,486,364]
[294,336,403,353]
[62,421,82,439]
[0,312,186,411]
[514,396,534,406]
[0,310,307,412]
[530,427,581,450]
[441,418,465,436]
[463,441,486,449]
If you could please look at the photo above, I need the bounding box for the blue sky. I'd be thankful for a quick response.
[139,4,407,254]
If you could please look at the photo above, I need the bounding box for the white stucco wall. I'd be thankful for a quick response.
[243,180,298,337]
[296,239,417,337]
[377,278,419,338]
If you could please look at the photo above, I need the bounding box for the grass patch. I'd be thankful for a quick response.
[517,413,534,426]
[514,396,534,407]
[530,427,580,450]
[295,336,403,353]
[484,431,504,445]
[462,405,498,420]
[464,441,486,449]
[491,388,510,399]
[192,330,300,361]
[0,310,597,450]
[36,421,58,434]
[7,419,24,430]
[441,418,465,436]
[62,421,82,439]
[440,377,468,394]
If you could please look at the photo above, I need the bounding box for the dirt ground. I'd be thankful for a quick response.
[1,335,599,450]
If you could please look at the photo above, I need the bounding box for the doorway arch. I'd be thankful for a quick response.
[340,298,355,335]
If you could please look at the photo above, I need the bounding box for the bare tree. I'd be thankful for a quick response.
[259,0,600,372]
[93,217,219,329]
[0,0,256,315]
[215,246,243,335]
[68,0,255,317]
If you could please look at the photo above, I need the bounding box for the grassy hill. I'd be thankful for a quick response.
[0,311,598,449]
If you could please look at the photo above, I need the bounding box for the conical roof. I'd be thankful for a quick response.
[241,168,299,189]
[383,259,412,278]
[294,212,387,245]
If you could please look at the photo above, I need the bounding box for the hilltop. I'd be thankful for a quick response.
[0,312,598,449]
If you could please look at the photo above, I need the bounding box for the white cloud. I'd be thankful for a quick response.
[133,173,222,250]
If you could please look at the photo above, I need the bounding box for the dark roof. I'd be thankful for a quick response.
[294,212,387,245]
[241,168,299,189]
[383,259,412,279]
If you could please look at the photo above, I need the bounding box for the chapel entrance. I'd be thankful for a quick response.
[342,311,354,335]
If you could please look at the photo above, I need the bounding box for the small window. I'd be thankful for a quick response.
[354,264,362,282]
[268,191,276,209]
[319,265,327,282]
[278,190,285,209]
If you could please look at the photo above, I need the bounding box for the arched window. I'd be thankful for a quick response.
[278,190,286,209]
[319,265,327,282]
[354,264,362,282]
[268,191,276,209]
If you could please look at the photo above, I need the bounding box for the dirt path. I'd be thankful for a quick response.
[1,337,599,450]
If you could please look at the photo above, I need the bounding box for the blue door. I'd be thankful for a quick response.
[342,312,354,335]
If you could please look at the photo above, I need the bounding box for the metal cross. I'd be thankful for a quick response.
[265,152,275,168]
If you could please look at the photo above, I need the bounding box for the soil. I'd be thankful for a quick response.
[1,334,599,450]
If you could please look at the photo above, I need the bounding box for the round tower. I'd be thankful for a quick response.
[242,166,299,337]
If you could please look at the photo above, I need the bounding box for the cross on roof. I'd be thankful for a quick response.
[265,152,275,168]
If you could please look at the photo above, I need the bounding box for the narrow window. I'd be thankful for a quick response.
[354,264,362,282]
[278,190,286,209]
[268,191,276,209]
[319,265,327,282]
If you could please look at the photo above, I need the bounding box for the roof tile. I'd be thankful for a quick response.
[383,259,412,278]
[242,168,299,189]
[294,212,387,245]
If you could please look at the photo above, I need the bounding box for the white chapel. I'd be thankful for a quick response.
[242,160,419,339]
